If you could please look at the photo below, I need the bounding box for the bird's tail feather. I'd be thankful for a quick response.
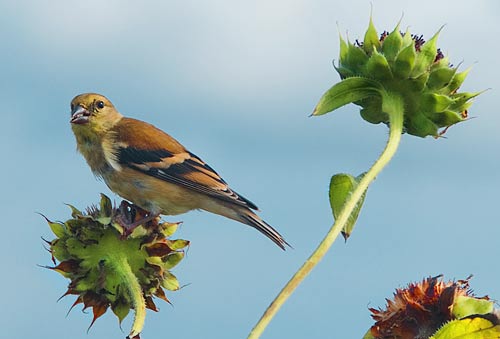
[239,211,289,250]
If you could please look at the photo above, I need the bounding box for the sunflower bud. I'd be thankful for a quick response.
[42,194,188,338]
[363,276,500,339]
[313,17,480,137]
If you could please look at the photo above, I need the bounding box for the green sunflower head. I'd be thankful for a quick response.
[43,194,188,336]
[313,16,481,137]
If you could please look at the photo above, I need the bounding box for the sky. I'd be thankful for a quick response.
[1,0,499,338]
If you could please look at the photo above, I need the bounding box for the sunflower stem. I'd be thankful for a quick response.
[246,92,404,339]
[108,252,146,339]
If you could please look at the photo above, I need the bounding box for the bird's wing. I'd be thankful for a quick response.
[110,117,258,210]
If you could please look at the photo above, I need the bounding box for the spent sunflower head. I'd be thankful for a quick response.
[313,16,481,137]
[42,194,188,338]
[364,276,499,339]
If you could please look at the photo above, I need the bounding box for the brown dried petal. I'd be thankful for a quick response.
[50,259,80,274]
[82,292,110,330]
[154,287,171,305]
[67,296,83,316]
[89,301,109,331]
[145,242,173,257]
[145,296,158,312]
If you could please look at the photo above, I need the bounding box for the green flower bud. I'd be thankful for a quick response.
[313,17,480,137]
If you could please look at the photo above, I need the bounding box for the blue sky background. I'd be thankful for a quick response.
[1,0,498,338]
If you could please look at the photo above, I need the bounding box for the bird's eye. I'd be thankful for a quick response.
[70,103,75,111]
[96,101,105,109]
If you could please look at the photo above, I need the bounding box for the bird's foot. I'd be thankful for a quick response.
[114,201,160,239]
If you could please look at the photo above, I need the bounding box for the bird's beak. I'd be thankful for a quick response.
[70,105,91,124]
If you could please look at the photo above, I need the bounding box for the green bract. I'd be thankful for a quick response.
[43,194,188,338]
[313,17,480,137]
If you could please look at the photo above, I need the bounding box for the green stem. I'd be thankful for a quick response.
[247,92,404,339]
[108,253,146,339]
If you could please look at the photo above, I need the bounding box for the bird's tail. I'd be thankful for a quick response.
[236,209,289,250]
[200,201,289,250]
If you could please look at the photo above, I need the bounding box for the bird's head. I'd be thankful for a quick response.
[70,93,123,134]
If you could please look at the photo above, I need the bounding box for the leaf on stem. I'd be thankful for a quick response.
[329,173,367,240]
[311,77,382,116]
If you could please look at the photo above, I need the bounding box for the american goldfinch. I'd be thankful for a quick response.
[70,93,288,249]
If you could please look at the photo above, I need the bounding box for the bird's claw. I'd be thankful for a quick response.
[113,201,159,239]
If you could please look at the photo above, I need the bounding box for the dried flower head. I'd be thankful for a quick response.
[365,276,497,339]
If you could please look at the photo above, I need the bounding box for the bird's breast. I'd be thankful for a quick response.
[75,134,116,177]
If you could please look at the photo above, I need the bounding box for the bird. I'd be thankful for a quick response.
[70,93,288,249]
